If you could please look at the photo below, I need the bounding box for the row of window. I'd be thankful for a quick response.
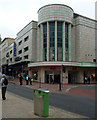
[18,46,29,55]
[18,36,29,46]
[18,55,28,60]
[6,55,29,63]
[43,21,69,61]
[7,58,12,63]
[6,50,12,57]
[18,55,29,60]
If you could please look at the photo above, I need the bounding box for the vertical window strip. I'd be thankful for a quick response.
[57,22,63,61]
[49,22,55,61]
[43,23,47,61]
[65,23,69,61]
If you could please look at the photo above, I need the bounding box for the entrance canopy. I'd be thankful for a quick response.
[28,61,97,68]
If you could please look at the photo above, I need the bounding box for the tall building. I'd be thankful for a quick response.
[28,4,97,84]
[8,20,38,77]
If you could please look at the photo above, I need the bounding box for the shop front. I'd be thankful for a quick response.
[28,62,97,84]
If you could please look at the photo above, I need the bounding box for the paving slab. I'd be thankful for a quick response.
[1,90,88,119]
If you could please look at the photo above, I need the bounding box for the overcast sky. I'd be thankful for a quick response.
[0,0,96,40]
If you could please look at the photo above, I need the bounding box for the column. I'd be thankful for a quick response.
[47,22,49,61]
[40,24,43,61]
[55,21,57,61]
[69,24,72,61]
[63,22,65,61]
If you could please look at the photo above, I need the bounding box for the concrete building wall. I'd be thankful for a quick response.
[0,38,14,65]
[37,4,74,63]
[16,21,38,62]
[6,43,15,64]
[74,16,96,62]
[38,4,73,25]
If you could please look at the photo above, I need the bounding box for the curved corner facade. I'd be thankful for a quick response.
[38,4,73,25]
[37,4,74,62]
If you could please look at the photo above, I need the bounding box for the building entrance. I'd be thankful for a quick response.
[45,71,60,84]
[68,71,78,84]
[49,74,54,84]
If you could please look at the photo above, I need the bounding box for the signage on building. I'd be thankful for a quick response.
[13,42,16,56]
[50,66,56,70]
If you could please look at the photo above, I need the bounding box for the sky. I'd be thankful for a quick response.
[0,0,96,40]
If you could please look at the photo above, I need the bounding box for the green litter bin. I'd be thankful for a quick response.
[34,89,49,117]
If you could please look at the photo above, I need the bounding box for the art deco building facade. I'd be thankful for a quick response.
[0,4,97,84]
[29,4,97,84]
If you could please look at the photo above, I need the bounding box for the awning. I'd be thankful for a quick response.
[28,61,97,68]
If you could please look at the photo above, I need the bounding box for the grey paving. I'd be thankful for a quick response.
[0,89,87,119]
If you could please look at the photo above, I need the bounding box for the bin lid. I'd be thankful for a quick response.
[38,88,49,93]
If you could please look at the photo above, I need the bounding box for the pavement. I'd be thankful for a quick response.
[0,78,96,119]
[0,89,88,119]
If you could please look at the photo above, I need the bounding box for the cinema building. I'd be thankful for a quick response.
[1,4,96,84]
[28,4,97,84]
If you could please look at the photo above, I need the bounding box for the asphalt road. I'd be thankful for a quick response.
[7,83,96,118]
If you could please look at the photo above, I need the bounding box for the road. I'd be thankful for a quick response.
[7,83,96,118]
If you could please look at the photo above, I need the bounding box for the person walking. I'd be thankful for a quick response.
[0,74,8,100]
[19,74,23,85]
[84,76,87,84]
[26,75,29,85]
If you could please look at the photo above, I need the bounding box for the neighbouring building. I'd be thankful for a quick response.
[0,38,15,74]
[8,20,38,77]
[0,4,97,84]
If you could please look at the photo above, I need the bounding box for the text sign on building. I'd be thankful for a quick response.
[13,42,17,56]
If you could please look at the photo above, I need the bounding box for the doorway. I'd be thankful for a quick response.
[68,71,78,84]
[49,74,54,84]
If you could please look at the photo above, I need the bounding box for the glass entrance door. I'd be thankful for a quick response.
[49,74,54,84]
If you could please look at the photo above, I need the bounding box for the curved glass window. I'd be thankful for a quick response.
[43,23,47,61]
[57,22,63,61]
[49,22,55,61]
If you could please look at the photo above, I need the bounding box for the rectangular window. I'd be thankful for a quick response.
[10,50,12,54]
[24,36,29,42]
[18,41,22,45]
[24,55,28,59]
[18,50,22,55]
[57,22,63,61]
[24,46,29,52]
[49,22,55,61]
[6,52,9,57]
[10,58,12,62]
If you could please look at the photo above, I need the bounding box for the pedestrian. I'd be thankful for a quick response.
[88,75,91,84]
[19,74,23,85]
[84,76,87,84]
[0,74,8,100]
[26,75,29,85]
[29,77,32,85]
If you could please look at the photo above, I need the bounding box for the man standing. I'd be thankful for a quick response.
[19,74,23,85]
[0,74,8,100]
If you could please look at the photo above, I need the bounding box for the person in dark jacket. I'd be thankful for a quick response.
[19,74,23,85]
[0,74,8,100]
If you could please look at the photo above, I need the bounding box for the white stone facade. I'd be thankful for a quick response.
[0,4,96,84]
